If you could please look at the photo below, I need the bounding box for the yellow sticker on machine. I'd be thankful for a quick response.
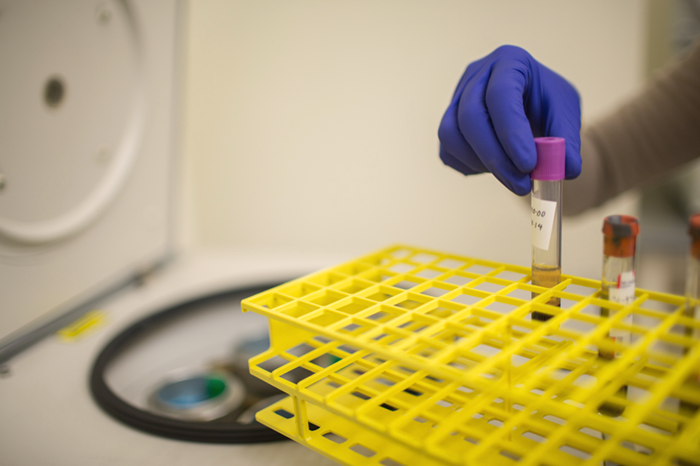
[57,310,107,342]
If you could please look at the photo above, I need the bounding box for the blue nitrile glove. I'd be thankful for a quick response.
[438,45,581,195]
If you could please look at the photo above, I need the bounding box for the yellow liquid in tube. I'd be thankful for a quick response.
[531,265,560,321]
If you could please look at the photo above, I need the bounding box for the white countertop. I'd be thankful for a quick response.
[0,248,347,466]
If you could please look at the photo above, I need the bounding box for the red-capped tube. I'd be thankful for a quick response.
[603,215,639,258]
[598,215,639,418]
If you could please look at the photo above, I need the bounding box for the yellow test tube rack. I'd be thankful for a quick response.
[242,245,700,466]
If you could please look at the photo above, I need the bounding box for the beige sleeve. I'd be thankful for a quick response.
[563,40,700,216]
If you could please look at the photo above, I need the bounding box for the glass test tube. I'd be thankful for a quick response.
[530,137,565,322]
[685,214,700,337]
[598,215,639,418]
[681,214,700,417]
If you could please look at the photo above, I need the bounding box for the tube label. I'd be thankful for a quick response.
[609,271,635,357]
[609,271,635,305]
[531,196,557,250]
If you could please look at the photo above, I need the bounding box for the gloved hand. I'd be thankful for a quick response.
[438,45,581,195]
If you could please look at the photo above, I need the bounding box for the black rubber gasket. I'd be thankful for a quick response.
[90,282,287,444]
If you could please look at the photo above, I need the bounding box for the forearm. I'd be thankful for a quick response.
[564,40,700,215]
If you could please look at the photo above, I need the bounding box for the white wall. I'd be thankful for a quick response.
[182,0,646,279]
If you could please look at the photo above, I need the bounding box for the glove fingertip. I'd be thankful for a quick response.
[512,176,532,196]
[518,140,538,173]
[565,169,581,179]
[495,172,531,196]
[439,146,476,176]
[564,139,582,179]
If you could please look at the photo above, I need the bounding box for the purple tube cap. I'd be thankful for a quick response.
[530,137,565,181]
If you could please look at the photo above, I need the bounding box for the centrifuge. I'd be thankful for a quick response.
[0,1,337,464]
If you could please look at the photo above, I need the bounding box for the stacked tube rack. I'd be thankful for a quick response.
[241,245,700,466]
